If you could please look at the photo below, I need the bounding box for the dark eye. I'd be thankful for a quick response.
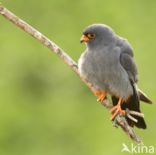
[87,33,96,39]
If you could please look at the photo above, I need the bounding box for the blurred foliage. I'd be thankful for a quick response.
[0,0,156,155]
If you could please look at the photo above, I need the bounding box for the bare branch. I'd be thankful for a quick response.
[0,4,142,143]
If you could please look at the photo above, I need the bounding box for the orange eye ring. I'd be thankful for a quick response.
[87,33,96,39]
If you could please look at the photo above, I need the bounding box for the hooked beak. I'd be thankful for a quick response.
[80,35,89,43]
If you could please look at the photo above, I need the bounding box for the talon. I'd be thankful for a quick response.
[94,90,107,102]
[110,105,118,114]
[110,97,125,121]
[97,95,106,102]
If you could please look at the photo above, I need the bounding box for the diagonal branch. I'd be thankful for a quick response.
[0,3,142,143]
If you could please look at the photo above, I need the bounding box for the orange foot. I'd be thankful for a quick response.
[110,97,125,121]
[94,90,107,102]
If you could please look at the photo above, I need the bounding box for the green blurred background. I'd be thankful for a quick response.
[0,0,156,155]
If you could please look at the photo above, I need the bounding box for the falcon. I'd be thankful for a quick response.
[78,24,152,129]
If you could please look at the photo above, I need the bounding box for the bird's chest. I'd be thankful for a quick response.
[78,49,120,88]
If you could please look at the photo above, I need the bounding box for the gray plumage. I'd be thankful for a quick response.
[78,24,152,129]
[78,24,137,99]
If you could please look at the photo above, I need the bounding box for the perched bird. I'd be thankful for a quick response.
[78,24,152,129]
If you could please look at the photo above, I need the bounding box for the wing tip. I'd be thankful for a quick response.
[138,89,153,104]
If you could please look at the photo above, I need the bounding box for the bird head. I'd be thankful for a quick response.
[80,24,115,49]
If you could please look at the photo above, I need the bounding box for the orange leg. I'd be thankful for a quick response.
[110,97,125,121]
[94,90,107,102]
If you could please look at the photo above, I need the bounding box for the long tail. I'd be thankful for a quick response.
[111,82,150,129]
